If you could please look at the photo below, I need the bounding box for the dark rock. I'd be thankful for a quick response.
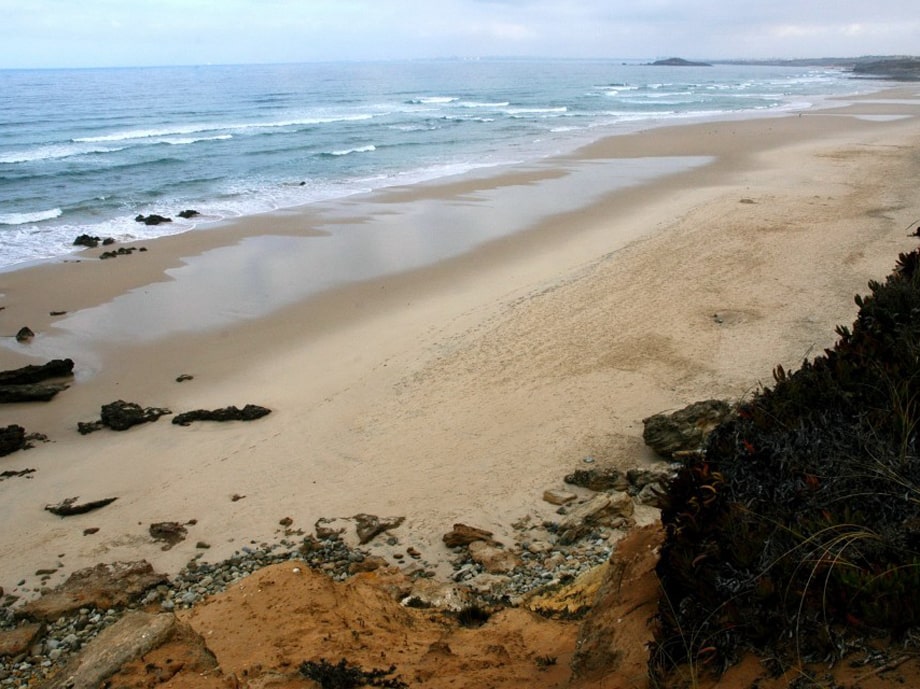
[73,234,101,248]
[18,561,167,622]
[0,424,26,456]
[642,399,733,459]
[77,420,104,435]
[49,310,67,316]
[100,247,139,259]
[0,621,43,658]
[177,209,200,219]
[83,527,100,535]
[102,237,116,245]
[135,214,172,225]
[149,522,187,549]
[353,513,405,545]
[0,383,69,402]
[442,523,499,548]
[0,358,74,385]
[171,404,271,426]
[0,468,36,480]
[175,373,194,382]
[564,467,629,492]
[45,496,118,517]
[15,326,34,342]
[96,400,172,431]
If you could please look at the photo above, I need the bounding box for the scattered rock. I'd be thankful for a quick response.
[279,517,293,527]
[353,513,405,545]
[175,373,194,382]
[177,209,200,219]
[0,424,26,456]
[564,468,629,492]
[149,522,188,549]
[0,622,43,658]
[135,214,172,225]
[642,399,734,458]
[0,467,36,481]
[73,234,102,248]
[0,358,74,385]
[557,494,635,545]
[100,246,143,260]
[18,561,167,622]
[542,488,577,506]
[468,541,520,574]
[41,612,182,689]
[442,523,500,548]
[0,383,69,403]
[45,496,118,517]
[171,404,271,426]
[15,326,34,342]
[83,528,100,536]
[49,310,67,316]
[80,400,172,433]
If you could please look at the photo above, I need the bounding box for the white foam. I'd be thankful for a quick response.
[0,208,63,225]
[330,145,377,156]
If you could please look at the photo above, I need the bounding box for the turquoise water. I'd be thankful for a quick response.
[0,59,875,269]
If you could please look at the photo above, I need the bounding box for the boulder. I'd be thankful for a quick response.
[0,383,68,403]
[468,541,520,574]
[557,493,635,545]
[14,327,34,343]
[42,612,184,689]
[0,425,26,456]
[0,358,74,385]
[135,214,172,225]
[564,467,629,492]
[171,404,271,426]
[642,399,733,459]
[92,400,171,431]
[72,234,101,248]
[0,622,43,658]
[18,561,167,622]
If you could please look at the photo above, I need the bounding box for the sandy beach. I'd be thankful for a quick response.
[2,85,920,598]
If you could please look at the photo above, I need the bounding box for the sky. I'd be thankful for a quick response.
[0,0,918,69]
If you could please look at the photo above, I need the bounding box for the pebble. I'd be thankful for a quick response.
[0,493,632,688]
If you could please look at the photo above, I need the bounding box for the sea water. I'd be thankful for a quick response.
[0,59,879,270]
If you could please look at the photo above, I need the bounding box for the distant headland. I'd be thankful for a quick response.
[648,57,712,67]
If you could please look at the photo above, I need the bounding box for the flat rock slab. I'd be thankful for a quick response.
[543,488,577,506]
[42,612,178,689]
[0,622,43,658]
[19,561,167,622]
[442,523,500,548]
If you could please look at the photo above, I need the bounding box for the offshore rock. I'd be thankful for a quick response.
[72,234,101,248]
[18,561,167,622]
[642,399,733,459]
[135,214,172,225]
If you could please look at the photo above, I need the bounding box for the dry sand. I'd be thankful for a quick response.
[2,86,920,598]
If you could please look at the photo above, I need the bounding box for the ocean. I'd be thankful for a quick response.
[0,59,881,271]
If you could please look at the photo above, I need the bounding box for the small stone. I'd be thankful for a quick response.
[543,489,577,506]
[195,541,211,549]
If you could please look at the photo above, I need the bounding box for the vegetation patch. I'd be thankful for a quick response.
[652,248,920,681]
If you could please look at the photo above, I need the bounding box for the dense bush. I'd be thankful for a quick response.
[652,248,920,679]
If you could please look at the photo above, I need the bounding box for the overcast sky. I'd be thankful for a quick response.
[1,0,917,69]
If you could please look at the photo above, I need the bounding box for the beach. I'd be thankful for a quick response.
[2,85,920,600]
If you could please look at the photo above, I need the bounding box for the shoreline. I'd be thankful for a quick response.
[1,86,920,600]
